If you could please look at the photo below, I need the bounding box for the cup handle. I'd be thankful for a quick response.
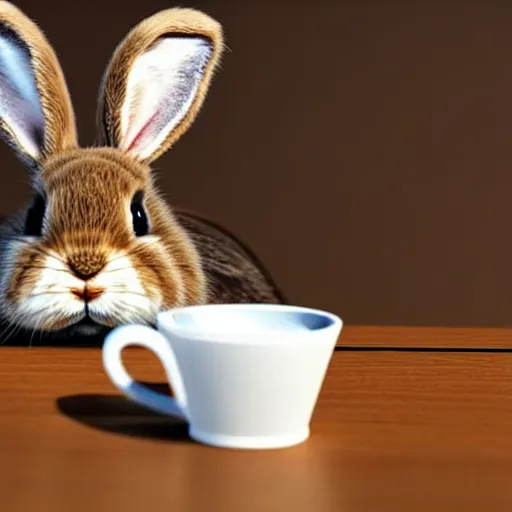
[102,324,188,420]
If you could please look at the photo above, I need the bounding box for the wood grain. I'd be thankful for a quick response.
[1,342,512,511]
[338,325,512,349]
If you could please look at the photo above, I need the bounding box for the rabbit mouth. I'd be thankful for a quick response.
[62,304,156,337]
[41,313,112,338]
[70,316,108,336]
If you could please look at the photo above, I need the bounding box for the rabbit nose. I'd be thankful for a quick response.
[69,264,102,281]
[68,253,106,281]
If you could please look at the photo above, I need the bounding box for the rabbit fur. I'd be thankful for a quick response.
[0,2,285,344]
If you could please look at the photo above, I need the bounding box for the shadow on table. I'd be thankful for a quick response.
[56,382,192,442]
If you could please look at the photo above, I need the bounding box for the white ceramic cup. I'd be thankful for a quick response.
[102,303,343,450]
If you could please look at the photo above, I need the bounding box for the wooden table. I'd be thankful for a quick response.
[2,327,512,512]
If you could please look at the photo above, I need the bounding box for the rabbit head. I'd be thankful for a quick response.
[0,2,224,336]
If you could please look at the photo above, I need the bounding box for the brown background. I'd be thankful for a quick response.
[2,0,512,327]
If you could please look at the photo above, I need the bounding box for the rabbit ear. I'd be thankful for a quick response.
[96,8,224,165]
[0,2,77,168]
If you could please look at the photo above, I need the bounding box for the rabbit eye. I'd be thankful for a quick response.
[24,194,46,236]
[130,191,149,236]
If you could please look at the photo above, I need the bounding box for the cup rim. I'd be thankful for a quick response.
[156,303,343,344]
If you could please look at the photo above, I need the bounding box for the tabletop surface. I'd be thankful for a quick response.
[339,325,512,349]
[2,326,512,512]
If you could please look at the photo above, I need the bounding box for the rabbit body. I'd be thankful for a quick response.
[0,2,284,340]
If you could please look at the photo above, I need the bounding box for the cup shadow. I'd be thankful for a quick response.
[56,382,192,442]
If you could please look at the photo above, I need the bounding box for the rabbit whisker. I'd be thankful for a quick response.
[10,239,68,265]
[18,265,70,273]
[29,327,36,348]
[28,291,73,296]
[104,240,162,266]
[27,289,151,299]
[100,266,134,274]
[104,290,151,299]
[0,320,22,346]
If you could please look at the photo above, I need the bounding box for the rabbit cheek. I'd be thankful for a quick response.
[16,263,84,330]
[85,254,158,325]
[132,243,186,308]
[2,245,47,306]
[1,251,85,330]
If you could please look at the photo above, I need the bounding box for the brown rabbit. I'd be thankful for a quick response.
[0,2,285,344]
